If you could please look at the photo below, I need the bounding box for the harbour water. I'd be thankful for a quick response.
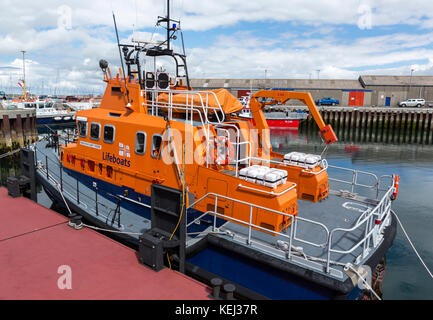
[273,127,433,299]
[1,125,432,299]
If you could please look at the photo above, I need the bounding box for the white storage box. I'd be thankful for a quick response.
[284,152,302,164]
[304,154,321,169]
[271,168,288,184]
[246,165,270,184]
[239,165,288,188]
[284,151,322,169]
[239,167,249,181]
[263,170,285,189]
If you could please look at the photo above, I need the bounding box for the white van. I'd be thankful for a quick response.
[398,99,425,107]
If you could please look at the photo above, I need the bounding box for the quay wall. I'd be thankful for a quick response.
[294,106,433,144]
[0,108,37,149]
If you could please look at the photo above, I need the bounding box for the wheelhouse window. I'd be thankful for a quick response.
[77,120,87,138]
[90,123,101,141]
[135,132,147,155]
[151,134,163,159]
[103,125,115,144]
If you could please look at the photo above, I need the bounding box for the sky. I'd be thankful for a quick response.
[0,0,433,95]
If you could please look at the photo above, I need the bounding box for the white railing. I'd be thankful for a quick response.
[144,88,226,125]
[325,185,394,273]
[187,192,330,253]
[213,122,252,174]
[187,165,396,275]
[327,165,393,199]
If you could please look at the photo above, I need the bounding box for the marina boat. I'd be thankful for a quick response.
[64,97,103,111]
[8,100,75,125]
[238,105,308,130]
[238,94,308,129]
[32,3,398,300]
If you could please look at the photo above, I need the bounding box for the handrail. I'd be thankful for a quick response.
[35,145,123,226]
[327,164,380,197]
[187,192,329,249]
[147,88,226,125]
[325,185,394,273]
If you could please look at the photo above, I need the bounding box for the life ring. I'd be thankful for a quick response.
[213,136,235,166]
[391,174,399,200]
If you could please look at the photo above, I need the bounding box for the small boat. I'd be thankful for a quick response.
[238,95,308,129]
[238,105,308,129]
[13,100,75,125]
[345,144,361,153]
[33,2,398,300]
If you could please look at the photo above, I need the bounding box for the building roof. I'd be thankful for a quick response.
[359,75,433,87]
[190,75,433,90]
[190,78,363,90]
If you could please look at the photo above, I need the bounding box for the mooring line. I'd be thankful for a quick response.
[0,148,21,159]
[0,221,68,243]
[391,209,433,280]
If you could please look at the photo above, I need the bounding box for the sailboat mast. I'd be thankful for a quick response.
[21,50,27,100]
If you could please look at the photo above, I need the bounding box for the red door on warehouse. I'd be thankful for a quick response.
[348,91,365,106]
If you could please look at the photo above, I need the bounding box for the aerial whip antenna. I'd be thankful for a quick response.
[112,12,130,105]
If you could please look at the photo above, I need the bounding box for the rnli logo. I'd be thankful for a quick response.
[102,152,131,167]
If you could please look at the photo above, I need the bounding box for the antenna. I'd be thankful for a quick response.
[157,0,179,51]
[112,12,130,105]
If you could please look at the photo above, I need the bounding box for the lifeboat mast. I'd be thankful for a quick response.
[113,0,191,92]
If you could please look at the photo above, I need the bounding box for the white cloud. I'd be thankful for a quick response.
[1,0,433,95]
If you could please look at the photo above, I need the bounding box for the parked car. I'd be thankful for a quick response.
[0,91,6,100]
[315,97,339,106]
[398,99,425,108]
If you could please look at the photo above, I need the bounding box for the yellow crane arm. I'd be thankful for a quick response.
[249,90,338,144]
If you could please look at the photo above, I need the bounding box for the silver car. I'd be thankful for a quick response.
[399,99,425,107]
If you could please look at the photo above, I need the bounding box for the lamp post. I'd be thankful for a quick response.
[21,50,27,100]
[408,68,414,99]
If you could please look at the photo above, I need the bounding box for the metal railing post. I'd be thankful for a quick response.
[247,206,253,245]
[376,179,380,200]
[46,155,49,180]
[351,171,356,193]
[76,177,80,204]
[213,195,218,232]
[60,163,63,192]
[326,234,332,273]
[288,217,294,260]
[95,186,98,216]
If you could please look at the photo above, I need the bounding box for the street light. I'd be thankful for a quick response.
[21,50,27,100]
[408,68,414,99]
